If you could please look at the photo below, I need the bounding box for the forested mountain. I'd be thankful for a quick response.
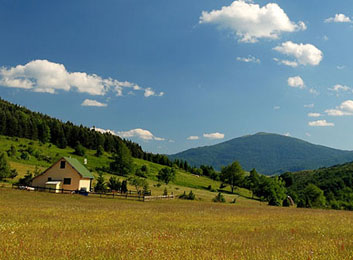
[0,98,172,166]
[169,132,353,175]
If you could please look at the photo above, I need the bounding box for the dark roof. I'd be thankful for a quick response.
[64,157,94,179]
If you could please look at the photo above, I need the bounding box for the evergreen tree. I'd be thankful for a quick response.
[121,180,128,193]
[0,152,11,180]
[107,176,121,191]
[94,172,106,192]
[110,142,133,176]
[95,145,104,157]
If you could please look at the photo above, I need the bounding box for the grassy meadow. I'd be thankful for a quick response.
[1,188,353,260]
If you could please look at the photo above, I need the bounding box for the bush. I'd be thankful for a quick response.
[74,142,85,156]
[135,168,147,178]
[157,167,176,184]
[179,190,195,200]
[213,193,226,203]
[20,151,30,160]
[18,171,33,186]
[282,198,290,207]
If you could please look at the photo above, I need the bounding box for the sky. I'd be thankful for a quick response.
[1,0,353,154]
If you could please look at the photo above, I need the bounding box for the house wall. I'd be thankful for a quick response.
[79,179,91,191]
[32,159,84,191]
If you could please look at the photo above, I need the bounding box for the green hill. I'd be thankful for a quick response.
[169,132,353,175]
[281,161,353,210]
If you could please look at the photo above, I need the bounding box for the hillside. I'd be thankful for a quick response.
[0,135,254,201]
[281,161,353,210]
[169,132,353,175]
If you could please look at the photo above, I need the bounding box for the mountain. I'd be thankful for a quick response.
[169,132,353,175]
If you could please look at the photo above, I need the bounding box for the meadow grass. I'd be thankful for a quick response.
[0,188,352,260]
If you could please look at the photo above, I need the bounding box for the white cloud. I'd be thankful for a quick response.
[337,65,345,70]
[323,35,329,41]
[308,120,334,127]
[284,132,291,137]
[92,127,117,136]
[305,132,311,137]
[325,14,352,23]
[199,0,305,43]
[304,104,314,108]
[187,136,200,140]
[203,132,225,140]
[236,55,260,63]
[117,128,165,141]
[273,41,323,66]
[144,87,164,97]
[0,60,164,98]
[325,100,353,116]
[329,84,351,93]
[81,99,107,107]
[288,76,305,89]
[309,88,320,96]
[273,58,298,67]
[325,109,351,116]
[273,106,280,110]
[308,113,321,117]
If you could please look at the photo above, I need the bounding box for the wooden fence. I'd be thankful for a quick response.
[11,184,174,201]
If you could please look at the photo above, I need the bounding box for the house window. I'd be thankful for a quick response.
[48,177,52,181]
[63,178,71,185]
[60,161,65,169]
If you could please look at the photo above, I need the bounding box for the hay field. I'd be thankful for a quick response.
[0,188,352,260]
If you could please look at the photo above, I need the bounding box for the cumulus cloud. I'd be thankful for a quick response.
[273,41,323,66]
[325,14,352,23]
[203,132,225,140]
[117,128,165,141]
[308,113,321,117]
[308,120,334,127]
[325,100,353,116]
[199,0,305,43]
[81,99,107,107]
[0,59,164,98]
[187,136,200,140]
[288,76,305,89]
[236,55,260,63]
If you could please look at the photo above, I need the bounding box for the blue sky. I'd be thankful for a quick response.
[1,0,353,154]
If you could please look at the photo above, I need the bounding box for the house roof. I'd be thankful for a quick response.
[64,157,94,179]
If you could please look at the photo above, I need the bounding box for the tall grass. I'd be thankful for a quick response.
[0,188,352,259]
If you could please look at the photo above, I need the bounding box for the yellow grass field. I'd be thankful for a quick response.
[1,188,352,260]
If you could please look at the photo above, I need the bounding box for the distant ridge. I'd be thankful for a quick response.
[169,132,353,175]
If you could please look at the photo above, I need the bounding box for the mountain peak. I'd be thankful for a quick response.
[169,133,353,175]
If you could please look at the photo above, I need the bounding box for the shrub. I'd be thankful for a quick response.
[135,168,147,178]
[179,190,195,200]
[20,151,30,160]
[213,193,226,203]
[18,171,33,186]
